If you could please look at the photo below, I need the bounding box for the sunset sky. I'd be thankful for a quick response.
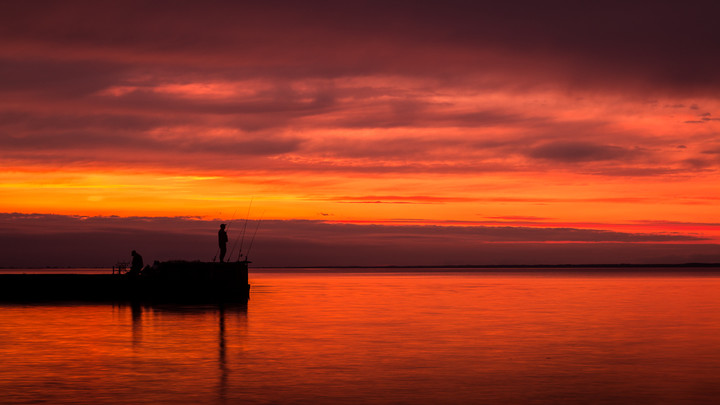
[1,1,719,267]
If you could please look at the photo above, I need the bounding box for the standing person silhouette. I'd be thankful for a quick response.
[218,224,228,262]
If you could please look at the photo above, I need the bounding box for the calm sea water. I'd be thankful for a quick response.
[2,269,720,404]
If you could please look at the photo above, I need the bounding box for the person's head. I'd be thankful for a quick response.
[220,224,226,229]
[131,250,137,256]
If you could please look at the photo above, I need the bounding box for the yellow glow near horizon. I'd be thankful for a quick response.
[2,166,718,241]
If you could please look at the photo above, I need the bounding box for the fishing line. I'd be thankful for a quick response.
[229,197,253,261]
[243,210,265,262]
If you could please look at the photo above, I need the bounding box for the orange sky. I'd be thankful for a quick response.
[1,1,719,266]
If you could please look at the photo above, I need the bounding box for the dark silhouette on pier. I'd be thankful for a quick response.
[130,250,143,275]
[218,224,228,262]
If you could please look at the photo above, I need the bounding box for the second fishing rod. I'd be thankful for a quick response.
[228,197,254,262]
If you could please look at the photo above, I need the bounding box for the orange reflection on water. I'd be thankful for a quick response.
[2,271,720,404]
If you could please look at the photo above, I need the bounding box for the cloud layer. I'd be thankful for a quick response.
[1,1,719,264]
[2,1,720,175]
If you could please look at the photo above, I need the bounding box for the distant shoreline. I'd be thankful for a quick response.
[250,263,720,273]
[255,263,720,269]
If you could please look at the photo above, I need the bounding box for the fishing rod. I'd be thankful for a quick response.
[228,197,253,261]
[212,207,239,262]
[242,210,265,262]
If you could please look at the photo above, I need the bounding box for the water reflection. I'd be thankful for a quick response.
[114,302,247,405]
[4,273,720,404]
[131,302,142,348]
[218,305,227,404]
